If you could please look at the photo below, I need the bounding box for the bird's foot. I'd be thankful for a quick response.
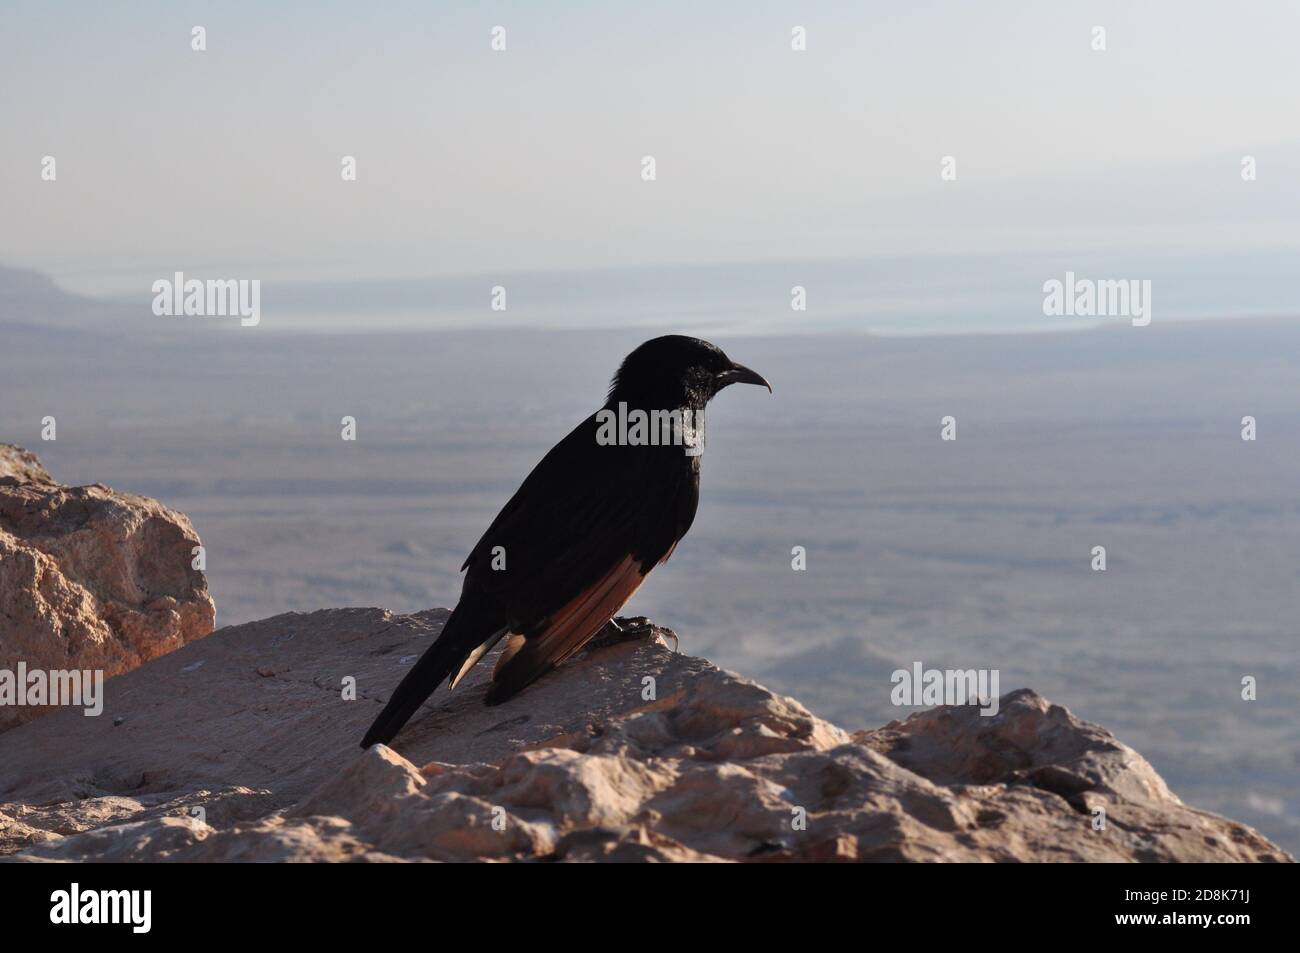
[589,616,678,652]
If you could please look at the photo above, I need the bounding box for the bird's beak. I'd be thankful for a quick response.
[716,362,772,393]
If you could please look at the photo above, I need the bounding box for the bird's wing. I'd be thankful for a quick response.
[462,412,697,702]
[463,413,693,612]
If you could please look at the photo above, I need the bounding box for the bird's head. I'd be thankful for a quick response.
[607,335,771,409]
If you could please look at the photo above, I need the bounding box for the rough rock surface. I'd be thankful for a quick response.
[0,444,215,733]
[0,444,55,485]
[0,608,1288,862]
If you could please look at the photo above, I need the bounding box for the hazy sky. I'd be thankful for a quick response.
[3,1,1299,294]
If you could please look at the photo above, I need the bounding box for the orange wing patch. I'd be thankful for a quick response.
[488,555,647,702]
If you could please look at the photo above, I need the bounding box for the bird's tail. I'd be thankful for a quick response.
[360,608,484,749]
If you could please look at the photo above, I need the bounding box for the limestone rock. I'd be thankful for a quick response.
[0,444,215,733]
[0,444,54,485]
[0,609,1287,862]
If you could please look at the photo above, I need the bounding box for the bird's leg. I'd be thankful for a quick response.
[587,616,634,649]
[588,615,676,650]
[585,616,680,654]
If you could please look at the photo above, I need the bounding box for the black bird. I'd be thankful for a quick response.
[360,335,770,748]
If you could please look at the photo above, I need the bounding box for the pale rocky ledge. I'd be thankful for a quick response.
[0,444,1289,862]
